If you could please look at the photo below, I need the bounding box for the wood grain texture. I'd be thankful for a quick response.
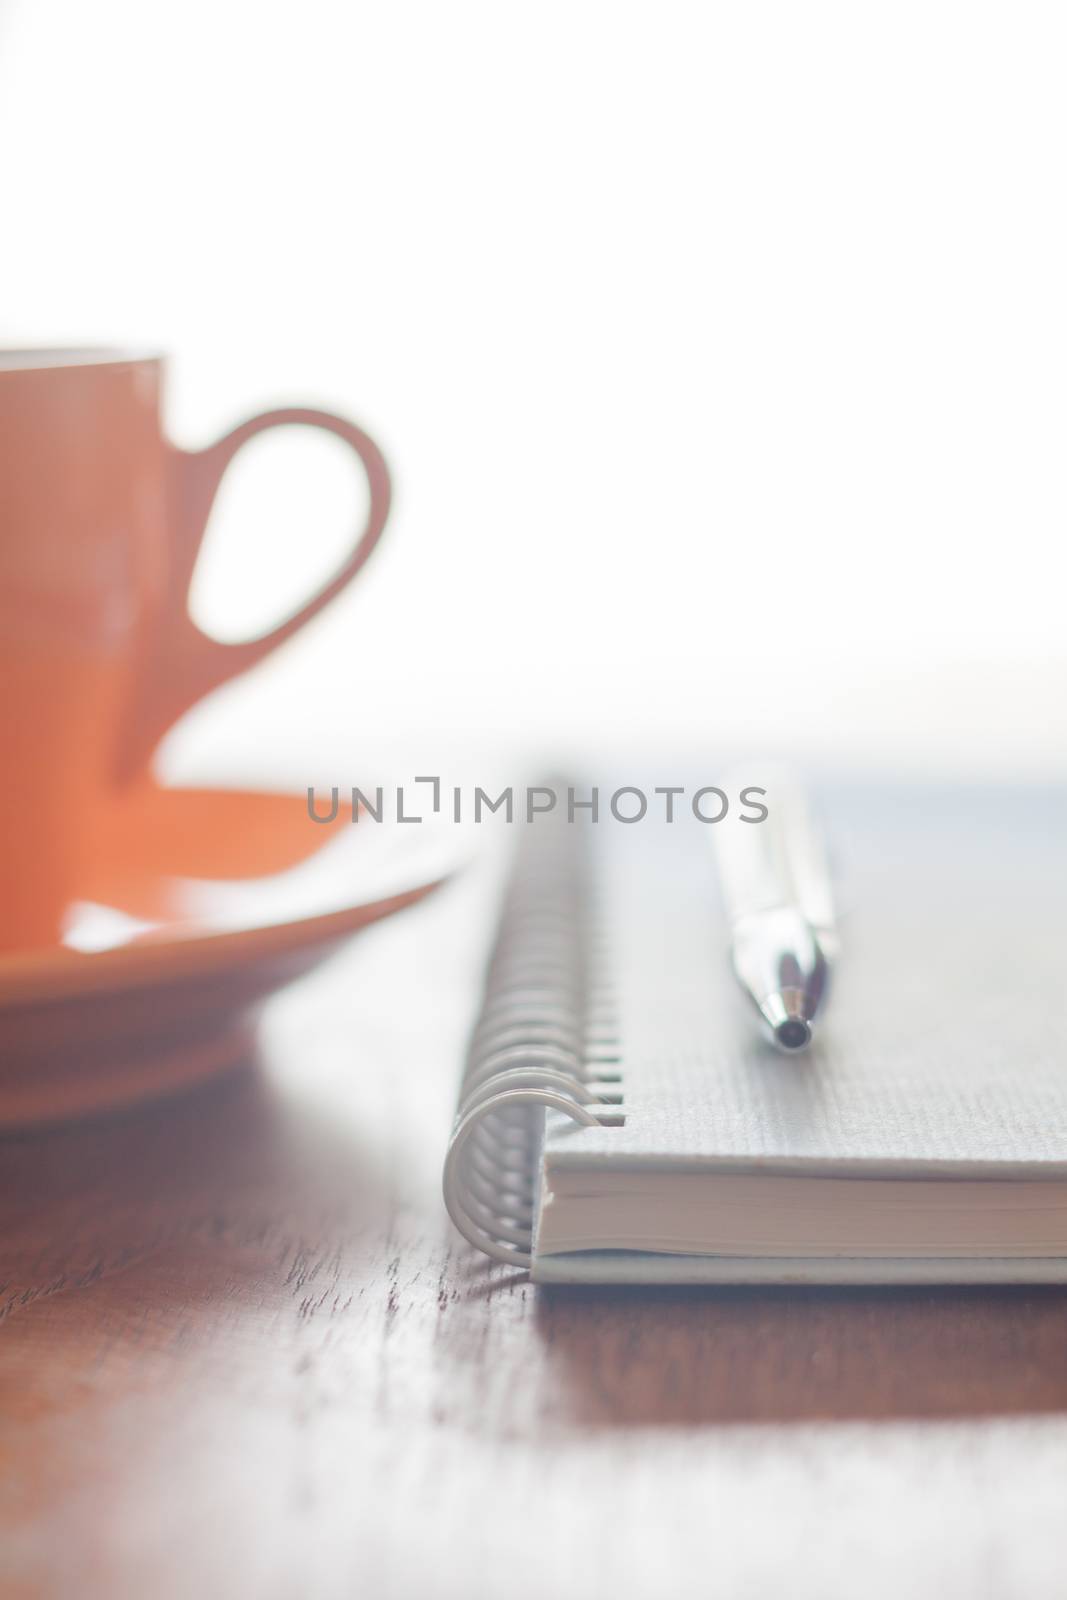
[3,869,1067,1600]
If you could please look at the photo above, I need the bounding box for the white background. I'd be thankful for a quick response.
[1,1,1064,782]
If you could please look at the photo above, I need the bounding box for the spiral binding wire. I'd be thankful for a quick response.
[443,809,622,1267]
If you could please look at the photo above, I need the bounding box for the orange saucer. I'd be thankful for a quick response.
[0,786,456,1128]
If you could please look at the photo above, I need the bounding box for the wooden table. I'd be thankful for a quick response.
[3,867,1067,1599]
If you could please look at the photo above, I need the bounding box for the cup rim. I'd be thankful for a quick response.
[0,346,164,373]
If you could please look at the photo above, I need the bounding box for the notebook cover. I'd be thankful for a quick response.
[533,782,1067,1283]
[532,1252,1067,1285]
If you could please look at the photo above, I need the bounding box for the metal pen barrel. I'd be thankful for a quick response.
[714,770,836,1052]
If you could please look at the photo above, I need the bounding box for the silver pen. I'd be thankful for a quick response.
[714,769,837,1052]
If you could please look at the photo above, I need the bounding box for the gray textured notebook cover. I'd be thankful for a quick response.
[534,783,1067,1284]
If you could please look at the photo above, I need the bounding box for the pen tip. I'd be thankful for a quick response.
[774,1018,812,1052]
[758,991,816,1053]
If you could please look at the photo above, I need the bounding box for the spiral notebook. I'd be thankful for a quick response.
[443,781,1067,1284]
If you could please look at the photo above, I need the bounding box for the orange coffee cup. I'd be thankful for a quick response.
[0,348,390,951]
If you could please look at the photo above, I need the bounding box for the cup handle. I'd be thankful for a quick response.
[118,406,391,782]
